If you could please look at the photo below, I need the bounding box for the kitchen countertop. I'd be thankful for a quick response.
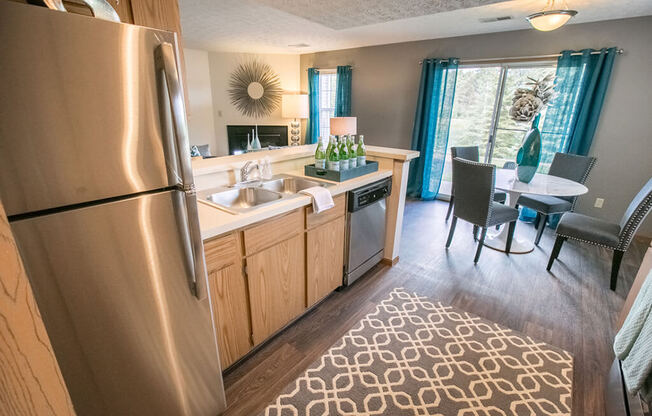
[198,168,393,240]
[191,144,418,177]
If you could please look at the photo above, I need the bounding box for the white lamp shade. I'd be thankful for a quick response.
[282,94,309,119]
[330,117,357,135]
[528,12,573,31]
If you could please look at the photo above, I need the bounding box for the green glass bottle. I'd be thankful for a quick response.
[327,136,340,171]
[314,137,326,169]
[357,135,366,166]
[326,135,333,157]
[348,135,357,169]
[339,136,349,170]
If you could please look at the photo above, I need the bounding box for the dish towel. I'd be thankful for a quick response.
[299,186,334,214]
[614,268,652,402]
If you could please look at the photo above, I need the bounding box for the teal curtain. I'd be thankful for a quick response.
[335,65,352,117]
[407,58,458,200]
[307,68,320,144]
[520,47,617,225]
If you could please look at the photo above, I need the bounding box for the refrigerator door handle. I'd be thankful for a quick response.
[154,41,194,191]
[173,190,208,300]
[156,42,208,300]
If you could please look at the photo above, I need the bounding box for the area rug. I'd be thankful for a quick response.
[259,288,573,416]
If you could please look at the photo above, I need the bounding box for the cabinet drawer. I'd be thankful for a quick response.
[306,194,346,230]
[244,209,303,256]
[204,232,240,272]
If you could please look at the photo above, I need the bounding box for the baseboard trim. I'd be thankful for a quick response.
[381,256,399,266]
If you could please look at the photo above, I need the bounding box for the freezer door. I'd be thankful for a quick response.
[10,190,226,416]
[0,1,188,216]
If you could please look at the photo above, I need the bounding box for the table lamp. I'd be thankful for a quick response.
[282,94,309,146]
[330,117,357,136]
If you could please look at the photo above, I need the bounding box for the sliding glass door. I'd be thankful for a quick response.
[440,62,556,197]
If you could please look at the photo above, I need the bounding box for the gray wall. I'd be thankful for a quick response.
[300,16,652,236]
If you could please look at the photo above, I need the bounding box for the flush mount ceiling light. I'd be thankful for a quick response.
[527,0,578,31]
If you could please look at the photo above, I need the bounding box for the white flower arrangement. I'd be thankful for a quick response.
[509,74,555,122]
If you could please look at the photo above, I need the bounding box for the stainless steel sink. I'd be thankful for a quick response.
[199,175,329,214]
[260,177,326,195]
[202,187,282,214]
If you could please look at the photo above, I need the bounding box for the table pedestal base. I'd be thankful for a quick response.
[483,189,534,254]
[484,227,534,254]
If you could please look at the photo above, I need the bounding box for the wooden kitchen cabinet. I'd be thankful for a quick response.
[204,232,252,369]
[247,233,306,345]
[307,215,346,307]
[207,263,252,369]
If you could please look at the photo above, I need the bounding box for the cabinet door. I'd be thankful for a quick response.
[208,263,252,369]
[307,216,345,307]
[247,234,305,344]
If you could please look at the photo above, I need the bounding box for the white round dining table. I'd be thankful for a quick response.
[484,169,589,254]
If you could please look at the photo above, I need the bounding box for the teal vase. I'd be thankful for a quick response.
[516,114,542,184]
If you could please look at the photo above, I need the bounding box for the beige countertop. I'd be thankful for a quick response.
[198,168,393,240]
[191,144,418,177]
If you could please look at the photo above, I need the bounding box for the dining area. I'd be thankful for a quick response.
[442,146,652,291]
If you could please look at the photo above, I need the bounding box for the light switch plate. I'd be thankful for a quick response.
[594,198,604,208]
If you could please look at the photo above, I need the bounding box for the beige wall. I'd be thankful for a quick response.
[300,16,652,236]
[184,48,217,150]
[184,49,301,156]
[209,52,301,156]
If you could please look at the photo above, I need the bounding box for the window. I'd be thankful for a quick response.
[440,62,557,196]
[318,70,337,140]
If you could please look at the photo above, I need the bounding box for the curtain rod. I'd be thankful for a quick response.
[418,48,624,65]
[306,66,354,71]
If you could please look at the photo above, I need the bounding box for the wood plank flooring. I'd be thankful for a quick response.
[221,199,649,416]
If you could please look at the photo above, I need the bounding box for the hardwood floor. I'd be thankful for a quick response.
[221,199,649,416]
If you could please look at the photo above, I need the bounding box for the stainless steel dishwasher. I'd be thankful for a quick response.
[344,178,392,286]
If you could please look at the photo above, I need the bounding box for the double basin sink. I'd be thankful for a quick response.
[198,175,328,214]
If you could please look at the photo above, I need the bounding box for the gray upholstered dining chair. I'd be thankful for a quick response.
[446,158,520,263]
[446,146,507,221]
[547,177,652,290]
[517,153,596,245]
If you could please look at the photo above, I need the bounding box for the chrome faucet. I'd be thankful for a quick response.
[240,160,261,183]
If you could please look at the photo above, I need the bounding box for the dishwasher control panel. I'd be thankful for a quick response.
[348,178,392,212]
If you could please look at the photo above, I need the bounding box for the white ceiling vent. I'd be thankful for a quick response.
[479,16,513,23]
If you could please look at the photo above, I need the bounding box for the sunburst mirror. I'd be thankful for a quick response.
[229,60,283,118]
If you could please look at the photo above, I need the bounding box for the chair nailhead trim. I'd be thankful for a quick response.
[556,233,618,250]
[617,192,652,251]
[555,187,652,252]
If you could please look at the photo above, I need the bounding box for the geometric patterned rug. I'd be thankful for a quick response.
[258,288,573,416]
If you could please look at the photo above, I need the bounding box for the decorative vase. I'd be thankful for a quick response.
[516,114,542,183]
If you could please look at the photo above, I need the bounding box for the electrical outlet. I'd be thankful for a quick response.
[594,198,604,208]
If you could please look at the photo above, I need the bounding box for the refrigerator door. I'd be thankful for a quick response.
[0,1,185,216]
[10,190,226,416]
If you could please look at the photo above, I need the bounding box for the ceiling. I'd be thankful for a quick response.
[179,0,652,54]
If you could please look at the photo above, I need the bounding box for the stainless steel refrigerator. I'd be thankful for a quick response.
[0,2,226,415]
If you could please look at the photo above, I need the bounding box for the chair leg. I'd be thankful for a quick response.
[474,227,487,264]
[547,235,566,271]
[611,250,625,291]
[473,225,479,241]
[505,221,516,254]
[445,195,454,221]
[534,214,548,246]
[445,216,457,248]
[533,212,541,229]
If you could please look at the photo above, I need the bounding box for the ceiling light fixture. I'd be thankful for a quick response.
[527,0,578,31]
